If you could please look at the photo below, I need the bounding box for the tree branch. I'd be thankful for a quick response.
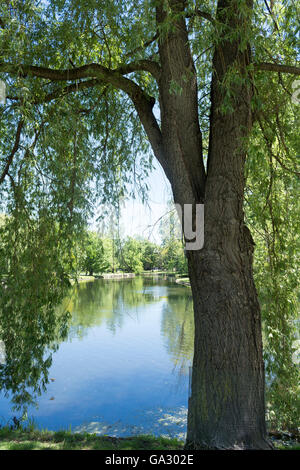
[0,59,161,82]
[263,0,280,33]
[0,119,24,185]
[7,79,105,105]
[186,9,215,25]
[194,9,215,24]
[124,34,159,59]
[255,62,300,75]
[40,79,103,103]
[0,61,166,180]
[117,60,161,80]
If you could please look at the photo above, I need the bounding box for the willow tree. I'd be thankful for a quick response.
[0,0,299,449]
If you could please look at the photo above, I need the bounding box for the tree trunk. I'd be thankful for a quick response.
[185,222,271,449]
[181,1,271,447]
[151,0,272,449]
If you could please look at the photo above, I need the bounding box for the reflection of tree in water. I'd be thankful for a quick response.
[0,210,75,415]
[66,277,162,338]
[0,274,193,417]
[0,285,71,414]
[161,290,194,376]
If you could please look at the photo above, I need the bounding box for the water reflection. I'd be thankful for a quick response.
[0,276,194,436]
[161,290,194,376]
[0,291,70,412]
[66,277,161,337]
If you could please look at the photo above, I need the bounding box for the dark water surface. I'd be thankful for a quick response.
[0,276,194,439]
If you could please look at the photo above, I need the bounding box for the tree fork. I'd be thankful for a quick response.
[184,0,272,449]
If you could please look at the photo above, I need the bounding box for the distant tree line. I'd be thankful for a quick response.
[0,210,187,277]
[78,231,187,276]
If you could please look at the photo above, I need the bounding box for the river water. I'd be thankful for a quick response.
[0,276,194,439]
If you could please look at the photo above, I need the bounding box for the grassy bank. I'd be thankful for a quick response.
[0,427,299,450]
[0,427,183,451]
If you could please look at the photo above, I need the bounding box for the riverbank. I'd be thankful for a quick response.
[175,277,191,287]
[0,427,182,450]
[70,273,136,284]
[100,273,135,279]
[0,427,298,450]
[69,272,192,285]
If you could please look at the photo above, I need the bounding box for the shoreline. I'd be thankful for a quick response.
[175,277,191,287]
[70,273,136,284]
[0,427,298,450]
[70,273,192,287]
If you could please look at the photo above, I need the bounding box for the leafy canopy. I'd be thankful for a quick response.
[0,0,299,428]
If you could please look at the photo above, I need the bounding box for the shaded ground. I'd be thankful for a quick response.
[0,427,183,450]
[0,427,299,450]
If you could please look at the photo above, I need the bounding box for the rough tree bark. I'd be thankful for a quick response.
[155,0,272,449]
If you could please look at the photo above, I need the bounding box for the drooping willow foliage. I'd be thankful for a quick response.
[0,0,154,412]
[0,0,299,429]
[245,69,299,431]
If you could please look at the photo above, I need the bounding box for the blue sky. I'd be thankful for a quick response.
[91,159,173,243]
[120,161,172,242]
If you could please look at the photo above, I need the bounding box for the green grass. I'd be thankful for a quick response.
[0,427,184,451]
[275,443,300,450]
[0,426,299,450]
